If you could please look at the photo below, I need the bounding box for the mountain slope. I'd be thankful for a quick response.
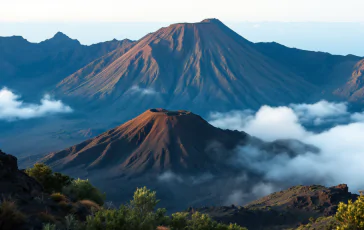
[333,59,364,102]
[56,19,317,112]
[254,42,362,86]
[195,184,358,230]
[0,33,134,98]
[42,109,250,175]
[39,108,318,212]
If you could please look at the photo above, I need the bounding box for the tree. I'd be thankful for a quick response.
[335,195,364,230]
[63,179,105,205]
[25,163,73,193]
[130,186,159,218]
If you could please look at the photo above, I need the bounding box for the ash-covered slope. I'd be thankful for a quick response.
[42,108,250,176]
[56,19,316,112]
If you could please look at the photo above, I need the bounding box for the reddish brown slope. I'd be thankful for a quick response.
[42,109,249,175]
[56,19,316,110]
[334,59,364,102]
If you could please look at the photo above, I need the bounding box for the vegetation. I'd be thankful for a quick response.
[25,164,247,230]
[0,199,26,230]
[40,186,247,230]
[50,193,68,202]
[26,163,73,193]
[293,216,338,230]
[335,195,364,230]
[63,179,106,206]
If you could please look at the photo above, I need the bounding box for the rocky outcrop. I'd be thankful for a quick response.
[0,150,92,230]
[194,184,358,230]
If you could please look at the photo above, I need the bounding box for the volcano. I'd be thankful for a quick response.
[42,108,250,176]
[55,19,316,113]
[40,109,318,211]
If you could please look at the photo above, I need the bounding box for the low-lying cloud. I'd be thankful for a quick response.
[209,100,364,197]
[129,86,158,95]
[0,87,72,121]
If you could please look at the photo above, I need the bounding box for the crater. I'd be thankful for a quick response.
[149,108,190,116]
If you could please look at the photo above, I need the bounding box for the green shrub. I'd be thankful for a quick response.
[130,186,160,218]
[26,163,73,193]
[42,223,57,230]
[335,195,364,230]
[0,199,26,230]
[170,212,189,230]
[188,212,216,230]
[63,179,105,205]
[64,214,81,230]
[37,212,57,224]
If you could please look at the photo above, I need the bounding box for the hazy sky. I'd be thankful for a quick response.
[1,0,364,22]
[1,0,364,56]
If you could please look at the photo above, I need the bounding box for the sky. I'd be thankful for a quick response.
[1,0,364,55]
[1,0,364,22]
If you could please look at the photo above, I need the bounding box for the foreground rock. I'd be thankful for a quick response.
[0,150,91,230]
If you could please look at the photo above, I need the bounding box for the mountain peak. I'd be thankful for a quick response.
[53,31,70,39]
[42,109,249,175]
[200,18,223,24]
[41,32,80,47]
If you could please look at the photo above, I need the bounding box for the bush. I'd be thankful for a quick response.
[37,212,57,224]
[78,200,101,212]
[130,186,160,218]
[64,214,81,230]
[84,187,247,230]
[50,193,67,202]
[335,195,364,230]
[170,211,247,230]
[63,179,105,205]
[42,223,57,230]
[170,212,189,230]
[26,163,73,193]
[0,199,26,230]
[188,212,216,230]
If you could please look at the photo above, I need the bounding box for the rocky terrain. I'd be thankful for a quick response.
[0,150,92,230]
[193,184,358,230]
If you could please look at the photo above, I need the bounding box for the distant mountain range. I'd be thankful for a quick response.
[0,32,134,99]
[0,18,363,156]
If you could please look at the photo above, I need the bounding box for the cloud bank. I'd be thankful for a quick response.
[209,100,364,197]
[0,87,72,121]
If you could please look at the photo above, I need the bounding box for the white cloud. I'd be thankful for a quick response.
[291,100,348,124]
[129,86,158,95]
[351,112,364,122]
[158,171,183,183]
[209,101,364,193]
[0,87,72,121]
[210,106,308,141]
